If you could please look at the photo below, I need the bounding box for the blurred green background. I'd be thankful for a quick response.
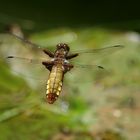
[0,1,140,140]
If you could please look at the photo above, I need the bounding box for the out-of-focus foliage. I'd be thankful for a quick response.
[0,27,140,140]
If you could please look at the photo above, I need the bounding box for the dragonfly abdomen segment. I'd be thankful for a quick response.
[46,65,63,104]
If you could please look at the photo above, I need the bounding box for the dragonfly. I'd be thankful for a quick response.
[1,33,124,104]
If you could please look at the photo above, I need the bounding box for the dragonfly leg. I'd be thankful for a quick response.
[42,61,54,71]
[64,63,74,73]
[43,50,54,58]
[66,53,78,59]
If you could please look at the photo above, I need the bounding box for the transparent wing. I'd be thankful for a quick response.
[70,45,124,63]
[73,63,104,69]
[59,44,124,71]
[8,32,44,49]
[0,33,51,88]
[64,45,123,84]
[0,33,51,61]
[5,56,47,65]
[0,55,49,89]
[71,45,124,54]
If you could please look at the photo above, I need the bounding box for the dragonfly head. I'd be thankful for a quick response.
[46,93,58,104]
[56,43,70,55]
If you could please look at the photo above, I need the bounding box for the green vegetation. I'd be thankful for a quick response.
[0,27,140,140]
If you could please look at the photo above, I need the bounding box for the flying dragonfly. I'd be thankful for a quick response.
[2,33,124,104]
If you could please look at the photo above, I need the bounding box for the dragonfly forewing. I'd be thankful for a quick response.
[0,34,53,91]
[71,45,124,54]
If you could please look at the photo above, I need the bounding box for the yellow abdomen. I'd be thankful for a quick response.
[46,64,63,104]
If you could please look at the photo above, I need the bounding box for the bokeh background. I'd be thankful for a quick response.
[0,1,140,140]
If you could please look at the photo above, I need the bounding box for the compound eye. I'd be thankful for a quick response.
[63,44,69,51]
[65,46,69,51]
[56,43,62,49]
[58,43,61,47]
[56,43,70,51]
